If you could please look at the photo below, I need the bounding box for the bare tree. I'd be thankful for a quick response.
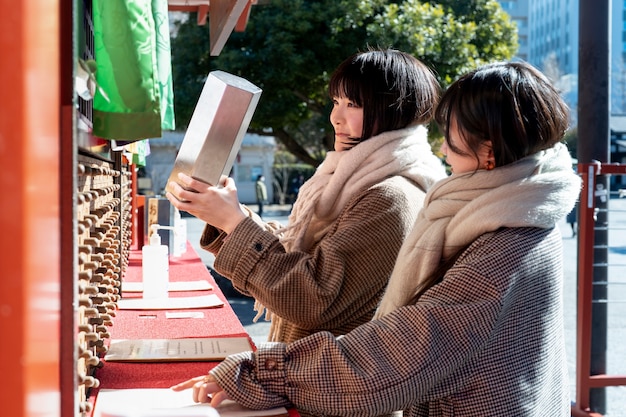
[271,151,296,205]
[542,52,563,84]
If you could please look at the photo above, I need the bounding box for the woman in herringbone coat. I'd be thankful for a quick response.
[172,61,580,416]
[167,49,447,345]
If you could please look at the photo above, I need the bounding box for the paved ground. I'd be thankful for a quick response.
[184,201,626,416]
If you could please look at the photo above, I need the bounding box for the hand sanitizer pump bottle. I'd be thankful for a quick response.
[142,224,169,299]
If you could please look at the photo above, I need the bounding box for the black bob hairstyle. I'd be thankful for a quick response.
[434,61,570,168]
[328,48,440,144]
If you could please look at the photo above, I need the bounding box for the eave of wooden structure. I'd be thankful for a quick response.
[167,0,257,55]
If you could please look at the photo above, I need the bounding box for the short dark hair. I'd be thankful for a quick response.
[435,61,570,168]
[328,48,440,142]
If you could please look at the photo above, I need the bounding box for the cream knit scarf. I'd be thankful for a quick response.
[255,125,448,340]
[374,142,581,318]
[279,124,447,252]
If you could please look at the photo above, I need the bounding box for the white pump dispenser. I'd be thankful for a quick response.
[142,224,169,299]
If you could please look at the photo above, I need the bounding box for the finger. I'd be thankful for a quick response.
[193,383,211,403]
[178,172,210,192]
[176,172,194,185]
[210,389,230,407]
[168,179,185,194]
[166,191,185,208]
[168,184,199,205]
[169,376,205,391]
[166,191,195,212]
[217,175,229,187]
[196,382,220,404]
[166,181,188,203]
[191,379,212,403]
[192,379,220,403]
[192,383,202,403]
[224,177,237,188]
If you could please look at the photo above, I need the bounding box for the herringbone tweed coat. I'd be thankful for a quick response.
[212,226,570,417]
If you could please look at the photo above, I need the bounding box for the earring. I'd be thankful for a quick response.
[485,160,494,170]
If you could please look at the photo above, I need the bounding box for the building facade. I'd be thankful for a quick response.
[497,0,626,116]
[499,0,530,62]
[611,0,626,113]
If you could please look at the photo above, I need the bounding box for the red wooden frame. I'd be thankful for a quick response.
[571,162,626,416]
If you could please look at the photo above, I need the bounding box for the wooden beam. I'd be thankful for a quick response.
[168,0,254,53]
[197,4,209,25]
[235,0,254,32]
[209,0,250,55]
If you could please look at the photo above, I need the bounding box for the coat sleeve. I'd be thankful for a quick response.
[199,204,283,254]
[211,184,420,329]
[210,268,502,416]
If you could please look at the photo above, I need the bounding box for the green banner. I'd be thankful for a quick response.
[93,0,174,141]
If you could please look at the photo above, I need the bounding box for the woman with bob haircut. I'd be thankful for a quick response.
[167,48,446,344]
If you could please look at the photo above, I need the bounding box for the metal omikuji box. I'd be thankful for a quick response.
[166,70,262,193]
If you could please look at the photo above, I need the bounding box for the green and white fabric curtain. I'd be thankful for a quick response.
[93,0,175,141]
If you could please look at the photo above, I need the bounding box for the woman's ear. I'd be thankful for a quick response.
[481,141,495,170]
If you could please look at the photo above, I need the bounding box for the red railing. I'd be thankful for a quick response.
[571,162,626,416]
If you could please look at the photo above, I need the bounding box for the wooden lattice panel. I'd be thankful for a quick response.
[76,152,132,415]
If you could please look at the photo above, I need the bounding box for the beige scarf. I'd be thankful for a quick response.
[280,124,447,252]
[254,125,448,340]
[374,142,581,318]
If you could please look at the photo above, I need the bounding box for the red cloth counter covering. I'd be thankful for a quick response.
[112,243,248,341]
[94,242,250,389]
[90,242,299,416]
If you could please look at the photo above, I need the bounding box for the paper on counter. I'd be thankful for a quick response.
[117,294,224,310]
[122,280,213,293]
[93,388,288,417]
[104,337,253,362]
[166,311,205,319]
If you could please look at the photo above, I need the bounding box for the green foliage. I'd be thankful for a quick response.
[170,0,518,166]
[368,0,517,86]
[170,20,213,128]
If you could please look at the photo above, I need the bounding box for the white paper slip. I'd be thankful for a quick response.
[93,388,288,417]
[116,294,224,310]
[166,311,205,319]
[122,280,214,293]
[104,337,254,362]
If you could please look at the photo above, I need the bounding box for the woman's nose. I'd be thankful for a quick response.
[330,108,342,126]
